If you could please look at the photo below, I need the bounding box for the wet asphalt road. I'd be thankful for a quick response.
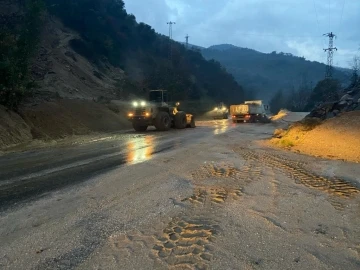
[0,121,233,212]
[1,115,360,270]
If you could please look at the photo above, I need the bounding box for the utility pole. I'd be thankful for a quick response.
[167,21,175,40]
[323,32,337,78]
[166,21,175,62]
[185,34,189,48]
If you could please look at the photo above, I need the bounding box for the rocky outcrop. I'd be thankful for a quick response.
[306,84,360,120]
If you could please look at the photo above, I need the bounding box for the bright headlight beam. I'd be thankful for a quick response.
[140,101,146,106]
[133,101,138,107]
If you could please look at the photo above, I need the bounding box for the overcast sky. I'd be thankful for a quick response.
[123,0,359,68]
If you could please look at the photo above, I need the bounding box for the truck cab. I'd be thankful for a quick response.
[230,100,270,123]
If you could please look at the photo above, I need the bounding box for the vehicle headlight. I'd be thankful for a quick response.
[214,107,218,111]
[222,107,226,111]
[133,101,138,107]
[140,101,146,106]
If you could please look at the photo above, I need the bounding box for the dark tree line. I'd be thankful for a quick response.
[0,0,45,110]
[0,0,245,109]
[269,78,342,114]
[45,0,245,104]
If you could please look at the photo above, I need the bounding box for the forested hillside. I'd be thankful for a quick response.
[0,0,245,110]
[201,44,349,101]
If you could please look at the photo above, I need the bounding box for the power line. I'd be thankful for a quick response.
[189,28,322,39]
[312,0,320,34]
[328,0,331,31]
[339,0,346,34]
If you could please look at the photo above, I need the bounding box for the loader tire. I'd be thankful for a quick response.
[154,111,171,131]
[132,123,148,132]
[174,111,187,129]
[190,116,196,128]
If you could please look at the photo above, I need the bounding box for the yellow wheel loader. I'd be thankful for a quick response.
[127,90,196,131]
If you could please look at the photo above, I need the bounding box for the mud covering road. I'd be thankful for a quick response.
[1,115,360,270]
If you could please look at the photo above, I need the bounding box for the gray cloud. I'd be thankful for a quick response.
[124,0,360,67]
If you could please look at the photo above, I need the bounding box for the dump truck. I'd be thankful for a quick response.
[127,90,196,131]
[230,100,270,123]
[210,102,229,119]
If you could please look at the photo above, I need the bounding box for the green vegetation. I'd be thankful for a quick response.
[45,0,244,104]
[279,139,294,148]
[305,79,340,110]
[0,0,45,110]
[201,44,348,102]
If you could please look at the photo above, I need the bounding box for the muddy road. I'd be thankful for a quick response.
[0,116,360,270]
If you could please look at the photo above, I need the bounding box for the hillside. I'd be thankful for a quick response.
[1,0,245,108]
[0,0,245,149]
[44,0,244,104]
[201,44,350,101]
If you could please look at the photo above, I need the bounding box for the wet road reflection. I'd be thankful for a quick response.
[126,136,155,164]
[0,120,235,210]
[213,120,229,135]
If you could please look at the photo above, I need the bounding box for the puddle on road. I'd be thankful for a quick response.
[213,121,229,135]
[126,136,154,164]
[233,146,360,209]
[125,136,183,165]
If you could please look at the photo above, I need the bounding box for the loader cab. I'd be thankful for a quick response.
[149,90,169,106]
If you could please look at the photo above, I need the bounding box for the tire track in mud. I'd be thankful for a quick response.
[107,161,266,269]
[150,217,219,270]
[233,146,360,210]
[181,186,243,205]
[185,161,266,207]
[108,216,220,270]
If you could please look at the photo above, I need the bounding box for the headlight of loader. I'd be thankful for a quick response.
[214,107,218,111]
[140,101,146,106]
[133,101,138,107]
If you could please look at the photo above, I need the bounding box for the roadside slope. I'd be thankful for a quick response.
[270,111,360,162]
[0,100,131,151]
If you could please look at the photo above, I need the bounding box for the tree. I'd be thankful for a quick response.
[0,0,45,110]
[306,79,340,110]
[349,56,359,87]
[270,90,286,114]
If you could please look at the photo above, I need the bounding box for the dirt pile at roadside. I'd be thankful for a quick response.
[270,111,360,162]
[0,99,131,150]
[270,109,290,121]
[20,99,131,140]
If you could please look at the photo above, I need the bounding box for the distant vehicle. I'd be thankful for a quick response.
[127,90,195,131]
[230,100,271,123]
[211,102,229,119]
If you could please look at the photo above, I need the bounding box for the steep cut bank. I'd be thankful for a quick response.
[0,100,131,151]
